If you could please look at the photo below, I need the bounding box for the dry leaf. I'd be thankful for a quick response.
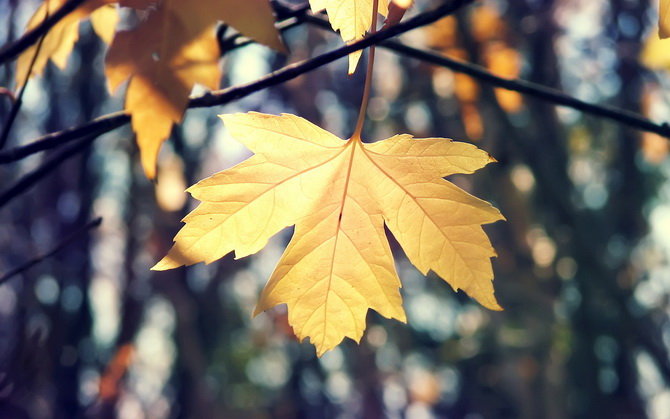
[106,0,284,179]
[154,112,503,356]
[310,0,389,75]
[15,0,116,89]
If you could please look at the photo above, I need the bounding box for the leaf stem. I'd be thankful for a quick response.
[352,0,380,141]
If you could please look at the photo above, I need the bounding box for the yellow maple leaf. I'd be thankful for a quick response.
[310,0,389,75]
[153,112,504,356]
[105,0,284,179]
[15,0,118,89]
[661,0,670,39]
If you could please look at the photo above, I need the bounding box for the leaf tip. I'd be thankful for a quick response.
[150,258,173,271]
[476,290,503,311]
[218,113,241,125]
[487,300,504,311]
[252,305,265,318]
[151,248,187,271]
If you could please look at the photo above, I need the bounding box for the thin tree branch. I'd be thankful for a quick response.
[0,2,51,149]
[0,0,89,66]
[0,111,128,164]
[383,42,670,138]
[0,133,97,208]
[0,0,476,164]
[0,217,102,285]
[303,14,670,139]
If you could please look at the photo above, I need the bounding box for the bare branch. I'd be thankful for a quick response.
[0,217,102,285]
[0,112,128,164]
[0,133,97,208]
[303,14,670,140]
[0,0,476,164]
[0,2,52,149]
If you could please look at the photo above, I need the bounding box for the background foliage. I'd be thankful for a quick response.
[1,0,670,418]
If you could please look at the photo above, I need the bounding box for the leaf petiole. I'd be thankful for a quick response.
[352,0,380,141]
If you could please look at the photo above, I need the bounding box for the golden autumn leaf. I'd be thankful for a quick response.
[310,0,389,75]
[153,112,504,356]
[660,0,670,39]
[15,0,117,89]
[105,0,284,179]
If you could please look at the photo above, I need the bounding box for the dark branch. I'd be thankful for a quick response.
[0,217,102,285]
[0,0,476,164]
[0,2,52,149]
[302,14,670,140]
[0,0,89,66]
[0,111,129,164]
[381,41,670,139]
[191,0,477,108]
[0,133,97,208]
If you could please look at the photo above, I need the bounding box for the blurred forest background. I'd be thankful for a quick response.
[1,0,670,418]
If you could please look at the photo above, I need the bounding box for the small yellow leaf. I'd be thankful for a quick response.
[154,112,504,356]
[105,0,284,179]
[15,0,115,89]
[310,0,389,75]
[660,0,670,39]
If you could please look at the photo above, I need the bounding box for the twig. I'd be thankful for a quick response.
[0,133,97,208]
[383,42,670,138]
[0,0,89,66]
[303,14,670,140]
[0,217,102,285]
[0,111,128,164]
[0,1,51,149]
